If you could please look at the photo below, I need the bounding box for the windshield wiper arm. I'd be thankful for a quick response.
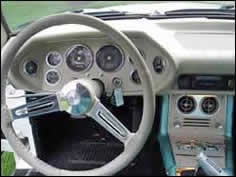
[71,9,128,17]
[84,10,127,17]
[72,10,147,20]
[165,8,234,16]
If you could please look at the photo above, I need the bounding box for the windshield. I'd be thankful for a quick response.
[2,1,234,32]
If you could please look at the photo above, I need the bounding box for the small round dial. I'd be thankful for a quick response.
[24,61,38,75]
[46,52,63,67]
[153,56,166,74]
[45,70,61,85]
[96,45,124,72]
[131,70,141,84]
[66,45,93,72]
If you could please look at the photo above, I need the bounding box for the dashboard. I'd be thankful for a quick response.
[9,31,174,96]
[3,16,235,176]
[7,18,235,96]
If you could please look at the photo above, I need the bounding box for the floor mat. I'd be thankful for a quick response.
[45,141,123,171]
[27,97,166,176]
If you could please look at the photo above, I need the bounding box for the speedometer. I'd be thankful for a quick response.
[96,45,124,72]
[66,45,93,72]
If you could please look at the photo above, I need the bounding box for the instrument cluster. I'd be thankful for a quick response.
[23,44,127,86]
[21,39,169,95]
[24,43,146,87]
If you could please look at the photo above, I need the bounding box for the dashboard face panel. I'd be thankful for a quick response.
[10,33,173,95]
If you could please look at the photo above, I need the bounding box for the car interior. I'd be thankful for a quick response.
[1,1,235,176]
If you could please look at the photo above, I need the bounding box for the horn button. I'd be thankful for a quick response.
[59,80,99,117]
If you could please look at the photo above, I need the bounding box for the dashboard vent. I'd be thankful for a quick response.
[201,97,218,115]
[183,118,211,128]
[178,96,196,114]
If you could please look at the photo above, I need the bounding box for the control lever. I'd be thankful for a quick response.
[111,78,124,107]
[196,152,231,176]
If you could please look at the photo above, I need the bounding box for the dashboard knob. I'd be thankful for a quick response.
[215,123,223,129]
[24,60,38,75]
[174,122,181,128]
[131,70,141,84]
[228,79,235,89]
[153,56,165,74]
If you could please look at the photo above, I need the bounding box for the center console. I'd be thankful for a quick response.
[169,94,227,169]
[161,93,234,176]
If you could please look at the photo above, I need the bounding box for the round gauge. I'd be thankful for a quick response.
[96,45,124,72]
[24,60,38,75]
[129,49,145,64]
[153,56,166,74]
[46,52,63,67]
[45,69,61,85]
[130,70,141,84]
[66,45,93,72]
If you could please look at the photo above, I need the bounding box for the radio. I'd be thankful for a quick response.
[178,75,235,91]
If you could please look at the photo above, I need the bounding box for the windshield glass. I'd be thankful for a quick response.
[2,1,234,32]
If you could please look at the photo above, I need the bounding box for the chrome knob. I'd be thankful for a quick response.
[215,123,223,129]
[174,122,181,128]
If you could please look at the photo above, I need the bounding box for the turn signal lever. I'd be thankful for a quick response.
[196,152,231,176]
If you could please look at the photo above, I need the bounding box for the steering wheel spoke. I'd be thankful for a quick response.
[10,94,61,120]
[88,99,133,144]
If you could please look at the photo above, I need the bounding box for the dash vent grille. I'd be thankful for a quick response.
[183,118,211,128]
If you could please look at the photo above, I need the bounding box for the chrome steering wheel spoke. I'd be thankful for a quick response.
[11,93,61,120]
[88,99,133,145]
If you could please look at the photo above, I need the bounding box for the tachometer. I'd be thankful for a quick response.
[96,45,124,72]
[66,45,93,72]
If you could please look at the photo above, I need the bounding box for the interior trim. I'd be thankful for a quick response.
[225,96,234,174]
[158,95,176,176]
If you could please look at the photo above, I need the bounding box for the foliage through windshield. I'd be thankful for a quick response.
[2,1,234,32]
[1,1,154,31]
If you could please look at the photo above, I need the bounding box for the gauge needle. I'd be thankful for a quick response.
[77,56,82,61]
[107,56,112,61]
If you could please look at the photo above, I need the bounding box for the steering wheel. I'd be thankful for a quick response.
[1,14,155,176]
